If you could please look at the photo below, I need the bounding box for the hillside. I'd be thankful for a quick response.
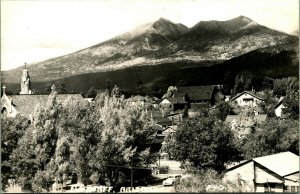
[2,16,298,94]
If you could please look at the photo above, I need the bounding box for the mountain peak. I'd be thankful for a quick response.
[228,15,258,27]
[236,15,253,22]
[156,17,171,23]
[151,18,188,40]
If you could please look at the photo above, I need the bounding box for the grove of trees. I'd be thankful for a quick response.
[2,87,158,192]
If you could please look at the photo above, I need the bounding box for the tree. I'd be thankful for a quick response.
[232,75,244,94]
[182,105,189,119]
[232,73,253,94]
[87,93,157,186]
[10,87,62,191]
[239,118,299,159]
[32,89,61,171]
[282,90,299,119]
[135,72,143,91]
[167,112,240,172]
[10,126,39,191]
[105,79,112,92]
[214,101,234,121]
[45,81,68,94]
[8,88,158,191]
[223,71,235,95]
[261,77,274,91]
[162,86,177,98]
[1,115,30,190]
[259,89,276,118]
[273,77,298,96]
[86,87,98,98]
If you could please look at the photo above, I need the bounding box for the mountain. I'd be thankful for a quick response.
[2,16,298,94]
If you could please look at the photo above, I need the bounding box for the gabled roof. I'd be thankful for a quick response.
[253,151,299,177]
[231,91,266,101]
[227,152,299,178]
[176,85,215,101]
[4,94,84,118]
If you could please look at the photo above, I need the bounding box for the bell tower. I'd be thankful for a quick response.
[20,62,32,94]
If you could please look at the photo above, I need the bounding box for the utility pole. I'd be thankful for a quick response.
[130,152,133,192]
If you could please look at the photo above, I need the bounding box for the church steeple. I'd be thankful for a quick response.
[20,62,32,94]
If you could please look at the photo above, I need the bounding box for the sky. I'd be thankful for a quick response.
[1,0,299,71]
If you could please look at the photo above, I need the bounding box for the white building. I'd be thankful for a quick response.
[231,91,265,107]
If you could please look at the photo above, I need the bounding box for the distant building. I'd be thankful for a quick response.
[176,85,216,105]
[159,97,188,113]
[223,152,299,192]
[231,91,265,107]
[1,65,85,120]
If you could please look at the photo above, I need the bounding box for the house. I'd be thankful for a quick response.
[176,85,216,105]
[231,91,265,107]
[1,66,85,120]
[275,97,285,117]
[161,125,177,136]
[223,151,299,192]
[159,97,188,113]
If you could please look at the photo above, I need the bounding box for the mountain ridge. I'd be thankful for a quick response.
[2,16,298,86]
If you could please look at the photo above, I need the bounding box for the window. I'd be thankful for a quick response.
[291,186,295,192]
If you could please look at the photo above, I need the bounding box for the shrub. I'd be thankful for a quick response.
[158,165,169,174]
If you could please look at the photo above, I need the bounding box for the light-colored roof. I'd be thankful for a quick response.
[231,91,266,101]
[226,152,299,178]
[253,151,299,177]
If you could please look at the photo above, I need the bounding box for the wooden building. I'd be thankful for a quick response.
[223,152,299,192]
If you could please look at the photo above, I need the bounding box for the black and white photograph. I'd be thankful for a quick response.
[1,0,299,193]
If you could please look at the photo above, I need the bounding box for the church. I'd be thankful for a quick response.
[1,65,85,120]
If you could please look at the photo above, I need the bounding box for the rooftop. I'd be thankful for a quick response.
[231,91,266,101]
[253,151,299,177]
[176,85,215,101]
[3,94,84,118]
[227,152,299,177]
